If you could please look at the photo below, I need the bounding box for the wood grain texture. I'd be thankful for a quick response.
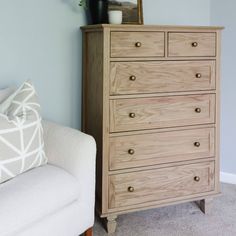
[81,25,222,230]
[109,161,215,209]
[168,33,216,57]
[81,24,224,32]
[82,31,105,213]
[215,31,222,193]
[110,94,215,132]
[110,61,216,95]
[109,127,215,170]
[110,32,165,58]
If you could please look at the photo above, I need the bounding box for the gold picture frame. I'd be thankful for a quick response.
[108,0,143,25]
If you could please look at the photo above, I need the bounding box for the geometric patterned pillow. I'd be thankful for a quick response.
[0,87,15,104]
[0,81,47,183]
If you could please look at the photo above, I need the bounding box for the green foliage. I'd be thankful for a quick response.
[79,0,87,8]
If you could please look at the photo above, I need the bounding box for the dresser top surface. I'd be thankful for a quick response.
[81,24,224,31]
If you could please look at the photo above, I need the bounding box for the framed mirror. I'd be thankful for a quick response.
[108,0,143,24]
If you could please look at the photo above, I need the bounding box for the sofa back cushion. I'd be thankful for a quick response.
[0,81,47,183]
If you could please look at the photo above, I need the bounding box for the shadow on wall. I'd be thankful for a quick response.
[61,0,88,129]
[70,29,83,129]
[62,0,83,13]
[62,0,91,24]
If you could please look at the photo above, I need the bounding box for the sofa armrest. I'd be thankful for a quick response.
[42,120,96,204]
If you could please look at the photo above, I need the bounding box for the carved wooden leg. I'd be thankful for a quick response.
[106,215,117,234]
[199,198,213,214]
[84,227,93,236]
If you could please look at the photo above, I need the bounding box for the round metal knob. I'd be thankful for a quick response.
[128,149,135,155]
[195,108,201,113]
[192,42,198,47]
[194,142,201,147]
[129,113,136,118]
[194,176,200,182]
[128,186,134,192]
[196,73,202,78]
[135,42,142,47]
[130,75,136,81]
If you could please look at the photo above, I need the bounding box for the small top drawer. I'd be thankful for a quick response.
[110,32,165,58]
[168,33,216,57]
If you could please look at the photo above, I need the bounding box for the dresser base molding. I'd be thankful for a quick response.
[99,195,219,233]
[97,193,221,218]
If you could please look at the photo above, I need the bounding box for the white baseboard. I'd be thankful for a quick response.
[220,172,236,185]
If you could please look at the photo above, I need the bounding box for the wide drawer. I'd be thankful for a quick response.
[110,61,216,95]
[168,33,216,57]
[110,32,165,58]
[109,128,215,170]
[109,161,215,209]
[110,94,215,132]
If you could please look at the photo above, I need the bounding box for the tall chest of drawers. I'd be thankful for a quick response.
[81,25,223,233]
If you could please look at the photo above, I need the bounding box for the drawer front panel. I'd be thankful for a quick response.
[109,161,215,209]
[168,33,216,57]
[109,128,215,170]
[110,94,215,132]
[110,61,216,95]
[110,32,165,58]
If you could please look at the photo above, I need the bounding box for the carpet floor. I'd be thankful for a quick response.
[94,183,236,236]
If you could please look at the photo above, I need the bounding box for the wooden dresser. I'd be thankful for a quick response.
[81,24,223,233]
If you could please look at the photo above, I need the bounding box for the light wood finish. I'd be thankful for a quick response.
[168,33,216,57]
[110,61,216,95]
[81,25,222,233]
[82,31,106,213]
[81,24,224,32]
[110,32,165,58]
[109,161,215,209]
[110,94,215,132]
[105,215,117,234]
[199,198,213,214]
[109,127,215,170]
[84,228,93,236]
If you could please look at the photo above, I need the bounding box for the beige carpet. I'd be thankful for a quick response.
[94,183,236,236]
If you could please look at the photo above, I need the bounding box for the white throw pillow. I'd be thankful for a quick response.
[0,81,47,183]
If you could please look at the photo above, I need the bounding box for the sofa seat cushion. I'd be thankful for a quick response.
[0,164,79,236]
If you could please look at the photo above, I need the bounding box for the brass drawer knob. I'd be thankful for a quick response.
[130,75,136,81]
[128,149,135,155]
[196,73,202,78]
[195,108,201,113]
[129,113,136,118]
[192,42,198,47]
[135,42,142,47]
[128,186,135,192]
[194,176,200,182]
[194,142,201,147]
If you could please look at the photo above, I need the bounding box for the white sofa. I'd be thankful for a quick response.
[0,89,96,236]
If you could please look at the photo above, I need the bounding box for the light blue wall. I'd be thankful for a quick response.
[1,1,234,175]
[0,0,86,129]
[0,0,211,130]
[211,0,236,174]
[144,0,211,25]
